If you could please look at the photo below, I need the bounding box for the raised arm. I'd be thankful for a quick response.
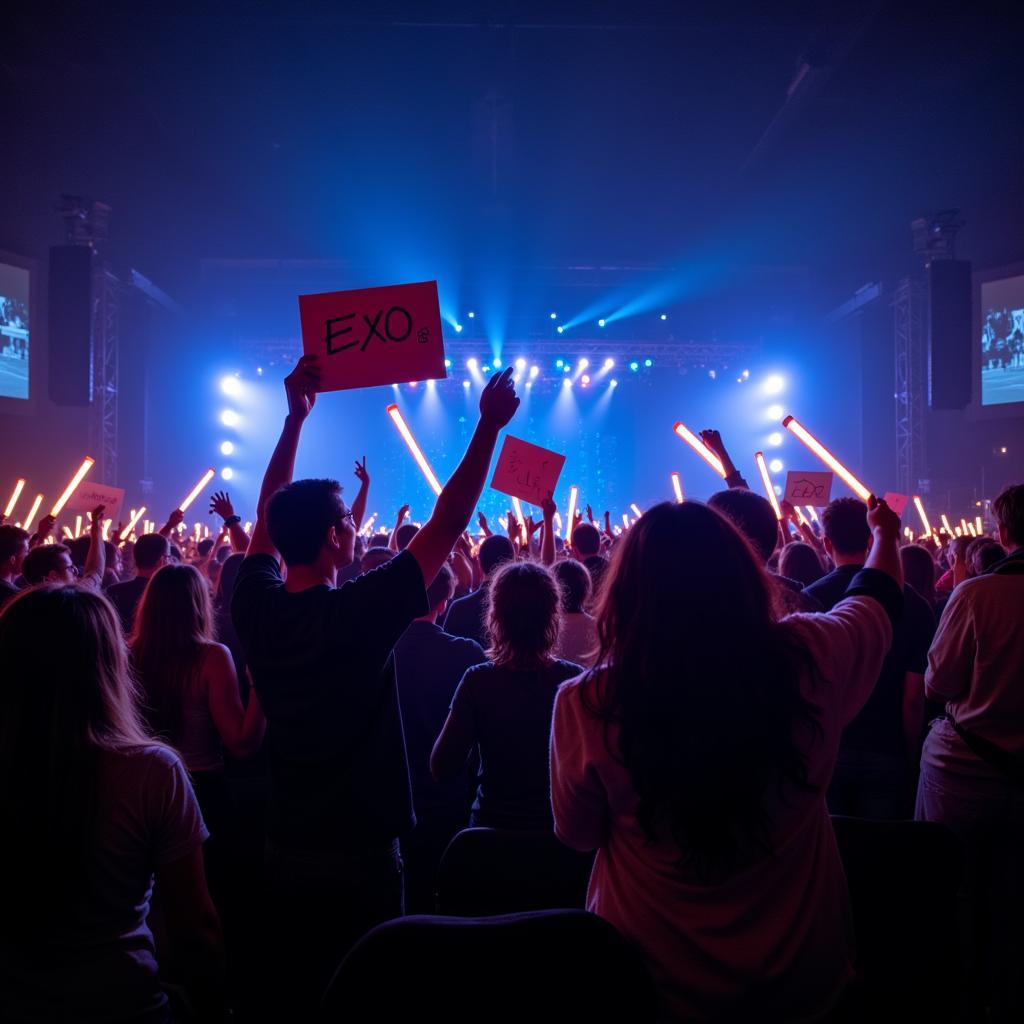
[699,429,748,490]
[248,355,320,559]
[351,457,370,529]
[158,508,185,540]
[82,504,107,587]
[407,368,519,588]
[209,491,250,553]
[388,504,410,553]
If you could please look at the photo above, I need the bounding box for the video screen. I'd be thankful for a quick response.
[0,262,30,400]
[980,273,1024,406]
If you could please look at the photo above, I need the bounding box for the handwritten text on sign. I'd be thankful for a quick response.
[783,470,834,507]
[490,436,567,506]
[298,280,447,392]
[67,483,125,524]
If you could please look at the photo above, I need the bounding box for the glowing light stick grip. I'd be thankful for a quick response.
[23,494,44,532]
[386,405,443,496]
[511,497,527,543]
[630,503,643,519]
[672,423,725,477]
[754,452,783,520]
[120,506,146,541]
[565,485,579,545]
[913,496,932,537]
[671,473,684,503]
[782,416,871,502]
[179,468,217,513]
[50,457,95,516]
[4,478,26,518]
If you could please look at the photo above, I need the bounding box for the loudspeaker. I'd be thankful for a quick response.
[927,259,972,410]
[48,245,95,405]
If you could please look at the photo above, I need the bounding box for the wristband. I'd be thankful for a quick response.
[223,514,241,527]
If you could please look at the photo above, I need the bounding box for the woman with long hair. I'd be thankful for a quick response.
[0,585,222,1022]
[431,560,581,830]
[550,499,903,1020]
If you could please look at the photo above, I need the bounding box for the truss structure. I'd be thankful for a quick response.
[893,277,926,495]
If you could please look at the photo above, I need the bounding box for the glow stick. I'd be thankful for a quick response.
[4,478,26,518]
[178,468,216,513]
[566,485,579,546]
[630,503,643,519]
[385,404,443,496]
[954,526,962,537]
[622,512,630,529]
[960,518,969,535]
[671,472,684,503]
[673,422,725,477]
[975,516,983,534]
[966,522,977,538]
[74,515,82,538]
[941,514,953,537]
[805,506,819,523]
[102,519,112,541]
[913,496,932,538]
[204,525,210,539]
[754,452,783,520]
[50,457,95,516]
[121,506,146,539]
[194,523,201,541]
[794,506,808,526]
[782,416,871,502]
[613,524,622,536]
[62,526,73,539]
[904,527,913,540]
[244,521,252,534]
[498,516,508,531]
[553,511,562,529]
[23,494,44,532]
[511,497,527,544]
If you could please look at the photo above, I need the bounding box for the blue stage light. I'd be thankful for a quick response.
[769,458,784,473]
[467,311,476,318]
[444,358,452,369]
[630,361,639,372]
[220,375,242,397]
[763,374,786,395]
[660,314,667,321]
[220,409,239,427]
[644,358,653,368]
[550,312,557,320]
[768,432,783,447]
[454,323,463,333]
[220,441,234,456]
[598,319,606,327]
[221,467,234,480]
[557,325,564,334]
[610,379,618,388]
[555,359,564,368]
[467,358,478,370]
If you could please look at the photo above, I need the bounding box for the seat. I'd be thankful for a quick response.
[435,826,594,916]
[830,815,964,1020]
[319,909,658,1023]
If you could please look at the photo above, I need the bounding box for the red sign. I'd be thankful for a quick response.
[882,491,910,518]
[298,280,447,392]
[490,435,567,506]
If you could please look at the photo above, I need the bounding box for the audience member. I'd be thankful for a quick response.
[967,536,1006,576]
[432,560,581,830]
[568,521,609,600]
[21,507,106,587]
[393,562,486,911]
[442,533,516,647]
[551,497,904,1020]
[0,585,222,1021]
[553,558,597,664]
[107,532,171,632]
[916,483,1024,1021]
[779,540,826,589]
[359,544,396,573]
[901,542,939,611]
[0,524,29,610]
[803,497,935,817]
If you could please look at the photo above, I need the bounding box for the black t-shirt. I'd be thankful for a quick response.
[442,586,490,649]
[231,550,428,852]
[803,564,935,757]
[451,658,583,830]
[105,576,149,634]
[0,578,20,612]
[393,620,486,819]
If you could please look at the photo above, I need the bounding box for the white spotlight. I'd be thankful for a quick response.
[768,432,783,447]
[220,409,239,427]
[462,380,471,389]
[220,441,235,456]
[221,467,234,480]
[578,358,589,371]
[598,319,606,327]
[529,365,540,379]
[769,458,784,473]
[220,375,242,396]
[766,404,784,420]
[515,358,527,371]
[467,358,478,370]
[604,358,614,369]
[763,374,786,395]
[454,323,463,333]
[610,378,618,388]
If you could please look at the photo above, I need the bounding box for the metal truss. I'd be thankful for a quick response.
[893,277,926,495]
[91,267,119,485]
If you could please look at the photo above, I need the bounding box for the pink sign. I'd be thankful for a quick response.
[66,482,125,524]
[490,435,566,506]
[298,280,447,392]
[783,470,834,506]
[883,491,910,518]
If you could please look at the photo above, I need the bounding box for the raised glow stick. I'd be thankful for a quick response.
[386,404,443,496]
[179,468,216,513]
[566,485,579,546]
[4,478,26,518]
[941,514,953,537]
[498,516,508,531]
[74,515,83,538]
[805,505,819,523]
[960,518,969,535]
[194,522,201,541]
[511,496,527,543]
[754,451,783,520]
[204,525,210,539]
[673,422,725,477]
[975,516,983,535]
[244,521,252,534]
[101,519,112,541]
[954,526,962,537]
[23,493,44,532]
[671,472,684,503]
[904,527,913,540]
[50,457,95,516]
[913,496,932,538]
[553,511,563,529]
[794,505,808,526]
[966,522,977,537]
[62,526,74,539]
[630,502,643,519]
[121,506,146,540]
[782,416,871,502]
[622,512,630,529]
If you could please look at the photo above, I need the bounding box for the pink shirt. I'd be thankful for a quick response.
[550,595,892,1020]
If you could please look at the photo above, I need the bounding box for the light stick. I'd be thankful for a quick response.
[553,511,563,529]
[794,506,808,526]
[966,522,977,537]
[630,503,643,519]
[74,515,82,538]
[4,478,26,518]
[244,521,252,533]
[960,518,969,535]
[23,493,44,532]
[179,468,216,513]
[566,485,579,546]
[511,496,527,544]
[940,514,953,537]
[954,526,962,537]
[671,472,684,503]
[805,505,819,523]
[672,422,725,477]
[194,523,201,541]
[204,524,210,539]
[913,496,932,538]
[121,506,146,540]
[386,404,443,496]
[613,524,622,535]
[498,516,508,531]
[50,457,95,516]
[782,416,871,502]
[975,516,983,534]
[62,526,74,539]
[622,512,630,529]
[754,452,783,520]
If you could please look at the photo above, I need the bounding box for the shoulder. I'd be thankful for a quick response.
[200,641,234,671]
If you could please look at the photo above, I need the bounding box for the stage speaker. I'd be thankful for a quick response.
[48,245,95,405]
[927,259,971,410]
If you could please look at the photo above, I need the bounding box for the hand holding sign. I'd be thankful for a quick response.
[490,435,567,506]
[783,470,834,507]
[68,482,125,527]
[299,281,446,392]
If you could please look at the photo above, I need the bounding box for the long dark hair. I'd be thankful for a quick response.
[585,502,818,880]
[0,585,155,934]
[130,563,214,742]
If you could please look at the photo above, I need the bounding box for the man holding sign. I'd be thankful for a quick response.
[231,354,519,1016]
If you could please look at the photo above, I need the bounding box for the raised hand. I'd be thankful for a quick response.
[210,491,235,521]
[585,504,595,524]
[477,511,492,536]
[167,508,185,529]
[866,495,901,541]
[35,513,57,540]
[541,493,557,521]
[89,505,106,532]
[479,367,520,430]
[284,354,320,421]
[354,456,370,486]
[396,504,410,524]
